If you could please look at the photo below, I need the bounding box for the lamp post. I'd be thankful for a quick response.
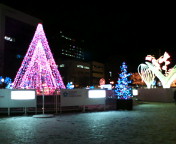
[42,86,45,114]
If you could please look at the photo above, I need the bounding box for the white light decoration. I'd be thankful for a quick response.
[88,90,106,98]
[139,51,176,88]
[11,91,35,100]
[100,84,112,90]
[145,62,176,88]
[138,64,155,88]
[132,89,138,96]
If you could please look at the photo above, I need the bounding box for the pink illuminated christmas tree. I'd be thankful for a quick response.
[12,23,65,95]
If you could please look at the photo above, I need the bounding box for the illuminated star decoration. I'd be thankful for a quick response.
[12,23,65,95]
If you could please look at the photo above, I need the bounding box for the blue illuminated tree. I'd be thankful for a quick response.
[115,62,133,99]
[0,76,12,89]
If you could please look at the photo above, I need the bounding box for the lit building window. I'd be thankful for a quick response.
[59,64,65,67]
[4,36,15,42]
[84,66,90,69]
[77,65,84,68]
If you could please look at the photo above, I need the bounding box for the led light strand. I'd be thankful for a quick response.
[12,23,65,95]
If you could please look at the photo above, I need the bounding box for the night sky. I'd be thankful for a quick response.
[1,1,176,72]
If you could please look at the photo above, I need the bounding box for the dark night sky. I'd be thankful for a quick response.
[1,1,176,72]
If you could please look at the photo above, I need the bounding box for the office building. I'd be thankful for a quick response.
[57,59,91,88]
[0,4,42,79]
[91,61,105,87]
[52,31,86,62]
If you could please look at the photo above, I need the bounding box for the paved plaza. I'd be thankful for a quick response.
[0,101,176,144]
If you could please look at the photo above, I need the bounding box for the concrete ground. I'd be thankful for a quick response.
[0,101,176,144]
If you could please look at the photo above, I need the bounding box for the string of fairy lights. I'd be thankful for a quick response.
[12,23,65,95]
[115,62,133,99]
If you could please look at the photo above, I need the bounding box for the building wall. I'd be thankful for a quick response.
[58,59,91,88]
[54,31,85,61]
[138,88,175,102]
[0,4,42,79]
[91,61,105,87]
[57,59,105,88]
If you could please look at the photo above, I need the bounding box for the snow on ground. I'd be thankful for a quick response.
[0,102,176,144]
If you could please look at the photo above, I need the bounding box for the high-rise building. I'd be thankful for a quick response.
[0,4,42,79]
[53,31,86,61]
[56,32,105,87]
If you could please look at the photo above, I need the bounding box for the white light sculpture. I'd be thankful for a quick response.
[145,62,176,88]
[139,51,176,88]
[138,64,155,88]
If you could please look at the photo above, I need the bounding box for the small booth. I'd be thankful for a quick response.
[0,89,36,115]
